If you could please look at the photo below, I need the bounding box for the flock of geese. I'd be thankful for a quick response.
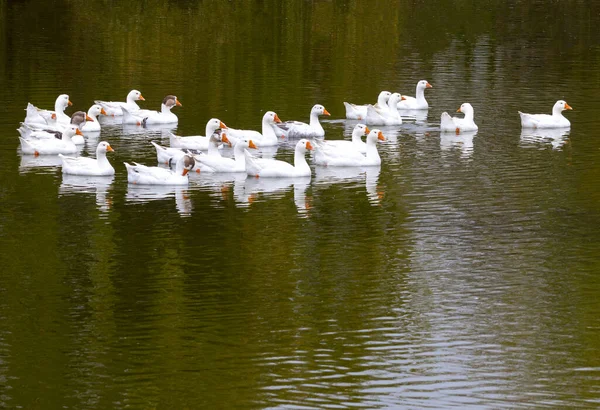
[18,81,573,187]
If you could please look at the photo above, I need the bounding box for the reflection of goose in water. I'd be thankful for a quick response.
[125,184,193,216]
[193,172,247,207]
[365,166,383,206]
[440,130,476,158]
[19,154,63,174]
[520,128,570,150]
[59,174,115,212]
[243,176,311,213]
[314,165,383,206]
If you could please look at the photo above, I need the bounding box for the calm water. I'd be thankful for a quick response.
[2,0,600,408]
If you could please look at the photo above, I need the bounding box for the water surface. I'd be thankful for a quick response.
[1,1,600,408]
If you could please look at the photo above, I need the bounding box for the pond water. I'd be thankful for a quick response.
[1,0,600,408]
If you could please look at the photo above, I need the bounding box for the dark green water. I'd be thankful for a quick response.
[2,0,600,408]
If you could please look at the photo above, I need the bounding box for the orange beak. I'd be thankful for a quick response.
[139,95,145,101]
[68,100,73,106]
[221,133,232,147]
[274,114,282,123]
[323,108,331,116]
[565,102,573,110]
[100,108,107,115]
[401,96,407,101]
[106,145,114,152]
[220,121,228,129]
[426,82,432,88]
[75,129,83,136]
[306,141,314,150]
[51,113,57,120]
[175,99,182,107]
[457,107,462,113]
[377,131,385,141]
[86,114,94,122]
[182,169,190,176]
[365,126,370,134]
[248,140,258,149]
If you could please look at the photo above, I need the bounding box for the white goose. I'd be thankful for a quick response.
[344,91,392,120]
[122,95,181,125]
[197,138,258,173]
[95,89,145,117]
[152,132,230,170]
[18,110,92,144]
[519,100,572,129]
[397,80,432,110]
[314,129,385,167]
[313,124,370,164]
[24,94,72,126]
[125,154,195,185]
[440,103,478,133]
[59,141,115,176]
[19,125,82,155]
[246,139,313,177]
[365,93,403,125]
[227,111,282,147]
[81,105,107,132]
[273,105,330,139]
[169,118,228,150]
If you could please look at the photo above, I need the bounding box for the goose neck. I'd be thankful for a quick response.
[365,138,380,161]
[309,113,323,132]
[294,150,311,173]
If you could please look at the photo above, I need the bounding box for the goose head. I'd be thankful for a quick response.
[377,91,392,104]
[96,141,114,154]
[367,129,386,143]
[263,111,282,124]
[388,92,402,106]
[56,94,72,111]
[88,104,106,118]
[178,155,195,176]
[71,111,94,127]
[206,118,227,136]
[553,100,573,114]
[352,123,370,138]
[457,103,475,117]
[418,80,433,90]
[128,89,145,101]
[63,125,83,140]
[239,138,258,150]
[311,104,331,117]
[162,95,182,110]
[296,139,314,153]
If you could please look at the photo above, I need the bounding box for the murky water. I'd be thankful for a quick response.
[1,0,600,408]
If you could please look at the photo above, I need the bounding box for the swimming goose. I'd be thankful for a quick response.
[440,103,478,133]
[314,129,385,167]
[246,139,313,177]
[95,89,145,117]
[59,141,115,176]
[365,93,403,125]
[24,94,72,126]
[19,125,82,155]
[344,91,392,120]
[397,80,432,110]
[273,105,330,139]
[519,100,572,129]
[227,111,281,147]
[169,118,228,150]
[125,154,195,185]
[313,124,370,163]
[197,138,258,173]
